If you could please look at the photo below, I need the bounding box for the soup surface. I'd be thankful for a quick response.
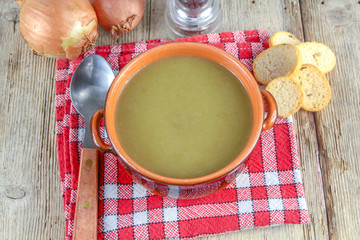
[115,56,253,179]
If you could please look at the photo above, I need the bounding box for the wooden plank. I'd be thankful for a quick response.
[0,0,64,239]
[299,0,360,239]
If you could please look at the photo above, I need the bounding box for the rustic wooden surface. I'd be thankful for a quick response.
[0,0,359,239]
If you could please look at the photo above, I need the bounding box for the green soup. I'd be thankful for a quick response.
[115,56,253,179]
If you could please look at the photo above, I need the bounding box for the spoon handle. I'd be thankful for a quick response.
[73,148,99,240]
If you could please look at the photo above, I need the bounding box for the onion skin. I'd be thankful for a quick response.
[91,0,145,38]
[18,0,98,59]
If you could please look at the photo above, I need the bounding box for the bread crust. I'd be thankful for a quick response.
[269,31,301,47]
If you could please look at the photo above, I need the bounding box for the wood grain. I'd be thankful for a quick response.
[1,0,359,239]
[300,0,360,239]
[0,0,64,239]
[73,149,99,240]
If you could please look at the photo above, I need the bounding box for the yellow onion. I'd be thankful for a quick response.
[91,0,145,39]
[17,0,98,59]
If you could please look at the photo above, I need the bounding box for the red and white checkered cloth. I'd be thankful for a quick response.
[55,30,310,240]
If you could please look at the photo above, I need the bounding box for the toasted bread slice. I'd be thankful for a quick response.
[292,64,331,111]
[269,31,301,47]
[296,42,336,73]
[266,77,303,118]
[253,44,302,85]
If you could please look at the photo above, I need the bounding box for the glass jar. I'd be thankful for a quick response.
[165,0,223,39]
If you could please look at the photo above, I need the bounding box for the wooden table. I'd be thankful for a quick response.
[1,0,359,239]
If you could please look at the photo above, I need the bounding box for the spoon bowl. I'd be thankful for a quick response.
[70,54,114,240]
[71,54,114,147]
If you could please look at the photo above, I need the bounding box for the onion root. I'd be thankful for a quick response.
[110,15,140,39]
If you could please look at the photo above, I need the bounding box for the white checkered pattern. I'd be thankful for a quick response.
[103,215,118,232]
[268,198,285,211]
[237,200,254,214]
[163,207,179,222]
[133,183,148,198]
[235,172,251,188]
[133,211,149,226]
[264,171,281,186]
[104,184,118,199]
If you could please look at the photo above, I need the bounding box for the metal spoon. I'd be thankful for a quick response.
[70,55,114,240]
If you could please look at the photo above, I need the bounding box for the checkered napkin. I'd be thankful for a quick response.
[55,30,310,240]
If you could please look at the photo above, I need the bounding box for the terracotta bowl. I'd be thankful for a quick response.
[91,42,277,199]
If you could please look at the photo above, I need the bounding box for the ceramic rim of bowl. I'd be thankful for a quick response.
[104,42,264,186]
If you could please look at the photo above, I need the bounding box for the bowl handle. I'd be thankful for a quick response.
[90,109,112,152]
[261,90,278,131]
